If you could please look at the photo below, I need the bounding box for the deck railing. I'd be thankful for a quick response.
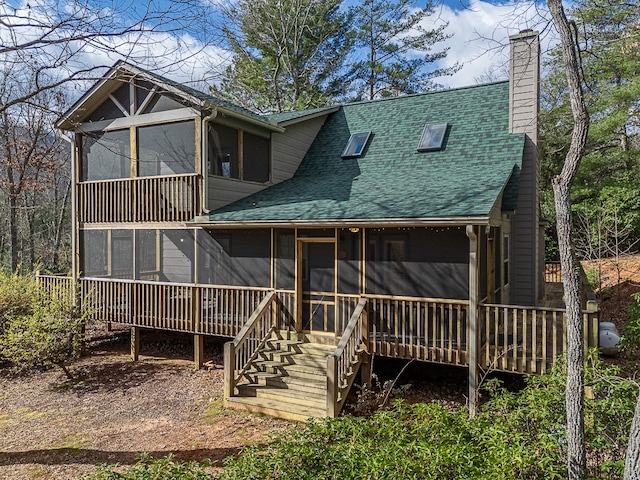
[328,297,368,417]
[223,292,295,398]
[545,261,562,283]
[35,273,75,303]
[367,295,470,366]
[35,275,600,377]
[79,278,274,336]
[77,173,201,223]
[479,303,599,374]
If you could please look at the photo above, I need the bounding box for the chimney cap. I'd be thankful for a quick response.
[509,29,539,41]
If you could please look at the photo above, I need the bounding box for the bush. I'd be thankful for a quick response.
[0,272,90,378]
[0,269,40,334]
[82,454,215,480]
[622,292,640,351]
[220,354,637,480]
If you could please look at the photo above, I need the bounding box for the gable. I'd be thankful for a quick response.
[203,82,525,225]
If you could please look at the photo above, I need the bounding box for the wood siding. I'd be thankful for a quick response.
[509,31,540,306]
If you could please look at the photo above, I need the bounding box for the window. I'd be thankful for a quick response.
[138,121,195,176]
[342,132,371,158]
[207,123,270,183]
[81,129,131,181]
[417,123,448,152]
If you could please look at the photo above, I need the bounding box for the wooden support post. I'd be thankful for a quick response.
[360,353,372,389]
[223,342,235,399]
[131,326,140,361]
[327,355,338,418]
[194,334,204,370]
[466,225,479,418]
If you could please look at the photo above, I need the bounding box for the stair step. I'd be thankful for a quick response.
[265,374,327,393]
[237,384,327,408]
[252,360,325,376]
[260,351,330,367]
[225,395,327,421]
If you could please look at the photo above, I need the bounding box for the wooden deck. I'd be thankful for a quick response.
[36,274,598,377]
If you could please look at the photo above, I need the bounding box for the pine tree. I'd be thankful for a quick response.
[212,0,353,114]
[349,0,457,100]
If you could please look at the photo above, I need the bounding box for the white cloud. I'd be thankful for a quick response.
[428,0,555,88]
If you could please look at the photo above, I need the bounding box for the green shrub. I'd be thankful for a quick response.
[0,272,91,378]
[0,269,40,334]
[220,354,636,480]
[82,454,215,479]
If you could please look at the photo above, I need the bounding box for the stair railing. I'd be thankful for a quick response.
[327,297,369,417]
[224,292,293,399]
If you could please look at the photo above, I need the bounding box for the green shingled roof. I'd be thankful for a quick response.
[206,81,524,224]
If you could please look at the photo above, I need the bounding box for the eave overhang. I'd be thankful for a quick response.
[189,215,491,229]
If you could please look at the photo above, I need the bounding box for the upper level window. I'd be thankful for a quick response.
[208,123,270,183]
[417,123,448,151]
[342,132,371,158]
[81,129,131,181]
[138,121,195,176]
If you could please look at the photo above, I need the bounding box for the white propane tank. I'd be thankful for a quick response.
[599,322,620,356]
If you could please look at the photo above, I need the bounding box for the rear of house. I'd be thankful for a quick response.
[46,30,598,420]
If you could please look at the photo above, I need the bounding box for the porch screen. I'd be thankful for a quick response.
[159,229,194,283]
[275,229,295,290]
[80,230,108,277]
[366,228,468,299]
[81,129,131,181]
[138,121,195,176]
[338,229,360,294]
[197,229,270,287]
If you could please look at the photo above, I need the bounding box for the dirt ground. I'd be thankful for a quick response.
[0,329,291,480]
[2,256,640,480]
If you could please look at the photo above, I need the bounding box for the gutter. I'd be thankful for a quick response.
[189,215,492,229]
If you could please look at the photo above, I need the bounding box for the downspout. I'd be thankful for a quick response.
[201,110,217,213]
[466,225,478,418]
[59,130,77,299]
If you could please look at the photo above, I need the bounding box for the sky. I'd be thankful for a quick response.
[1,0,556,101]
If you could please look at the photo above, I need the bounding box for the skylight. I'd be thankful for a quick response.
[417,123,448,152]
[342,132,371,158]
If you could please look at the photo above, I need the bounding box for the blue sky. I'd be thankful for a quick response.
[1,0,554,97]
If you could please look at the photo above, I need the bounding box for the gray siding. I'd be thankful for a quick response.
[272,116,326,183]
[207,115,327,211]
[509,31,540,306]
[161,230,194,283]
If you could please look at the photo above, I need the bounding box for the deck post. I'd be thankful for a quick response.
[194,334,204,370]
[466,225,479,418]
[131,326,140,361]
[223,341,235,399]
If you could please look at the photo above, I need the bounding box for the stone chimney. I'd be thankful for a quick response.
[509,30,541,306]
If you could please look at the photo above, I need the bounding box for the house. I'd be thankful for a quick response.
[49,30,598,420]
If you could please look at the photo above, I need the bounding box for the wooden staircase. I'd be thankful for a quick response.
[225,332,337,421]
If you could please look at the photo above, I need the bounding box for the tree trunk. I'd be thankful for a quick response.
[8,192,19,272]
[547,0,590,478]
[625,391,640,479]
[52,178,71,267]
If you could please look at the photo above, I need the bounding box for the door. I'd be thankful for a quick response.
[298,240,335,334]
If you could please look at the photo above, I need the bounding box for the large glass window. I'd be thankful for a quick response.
[138,121,195,176]
[208,123,239,178]
[81,129,131,181]
[243,132,269,183]
[207,123,269,183]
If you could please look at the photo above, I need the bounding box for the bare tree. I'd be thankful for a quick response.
[546,0,590,478]
[0,0,218,117]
